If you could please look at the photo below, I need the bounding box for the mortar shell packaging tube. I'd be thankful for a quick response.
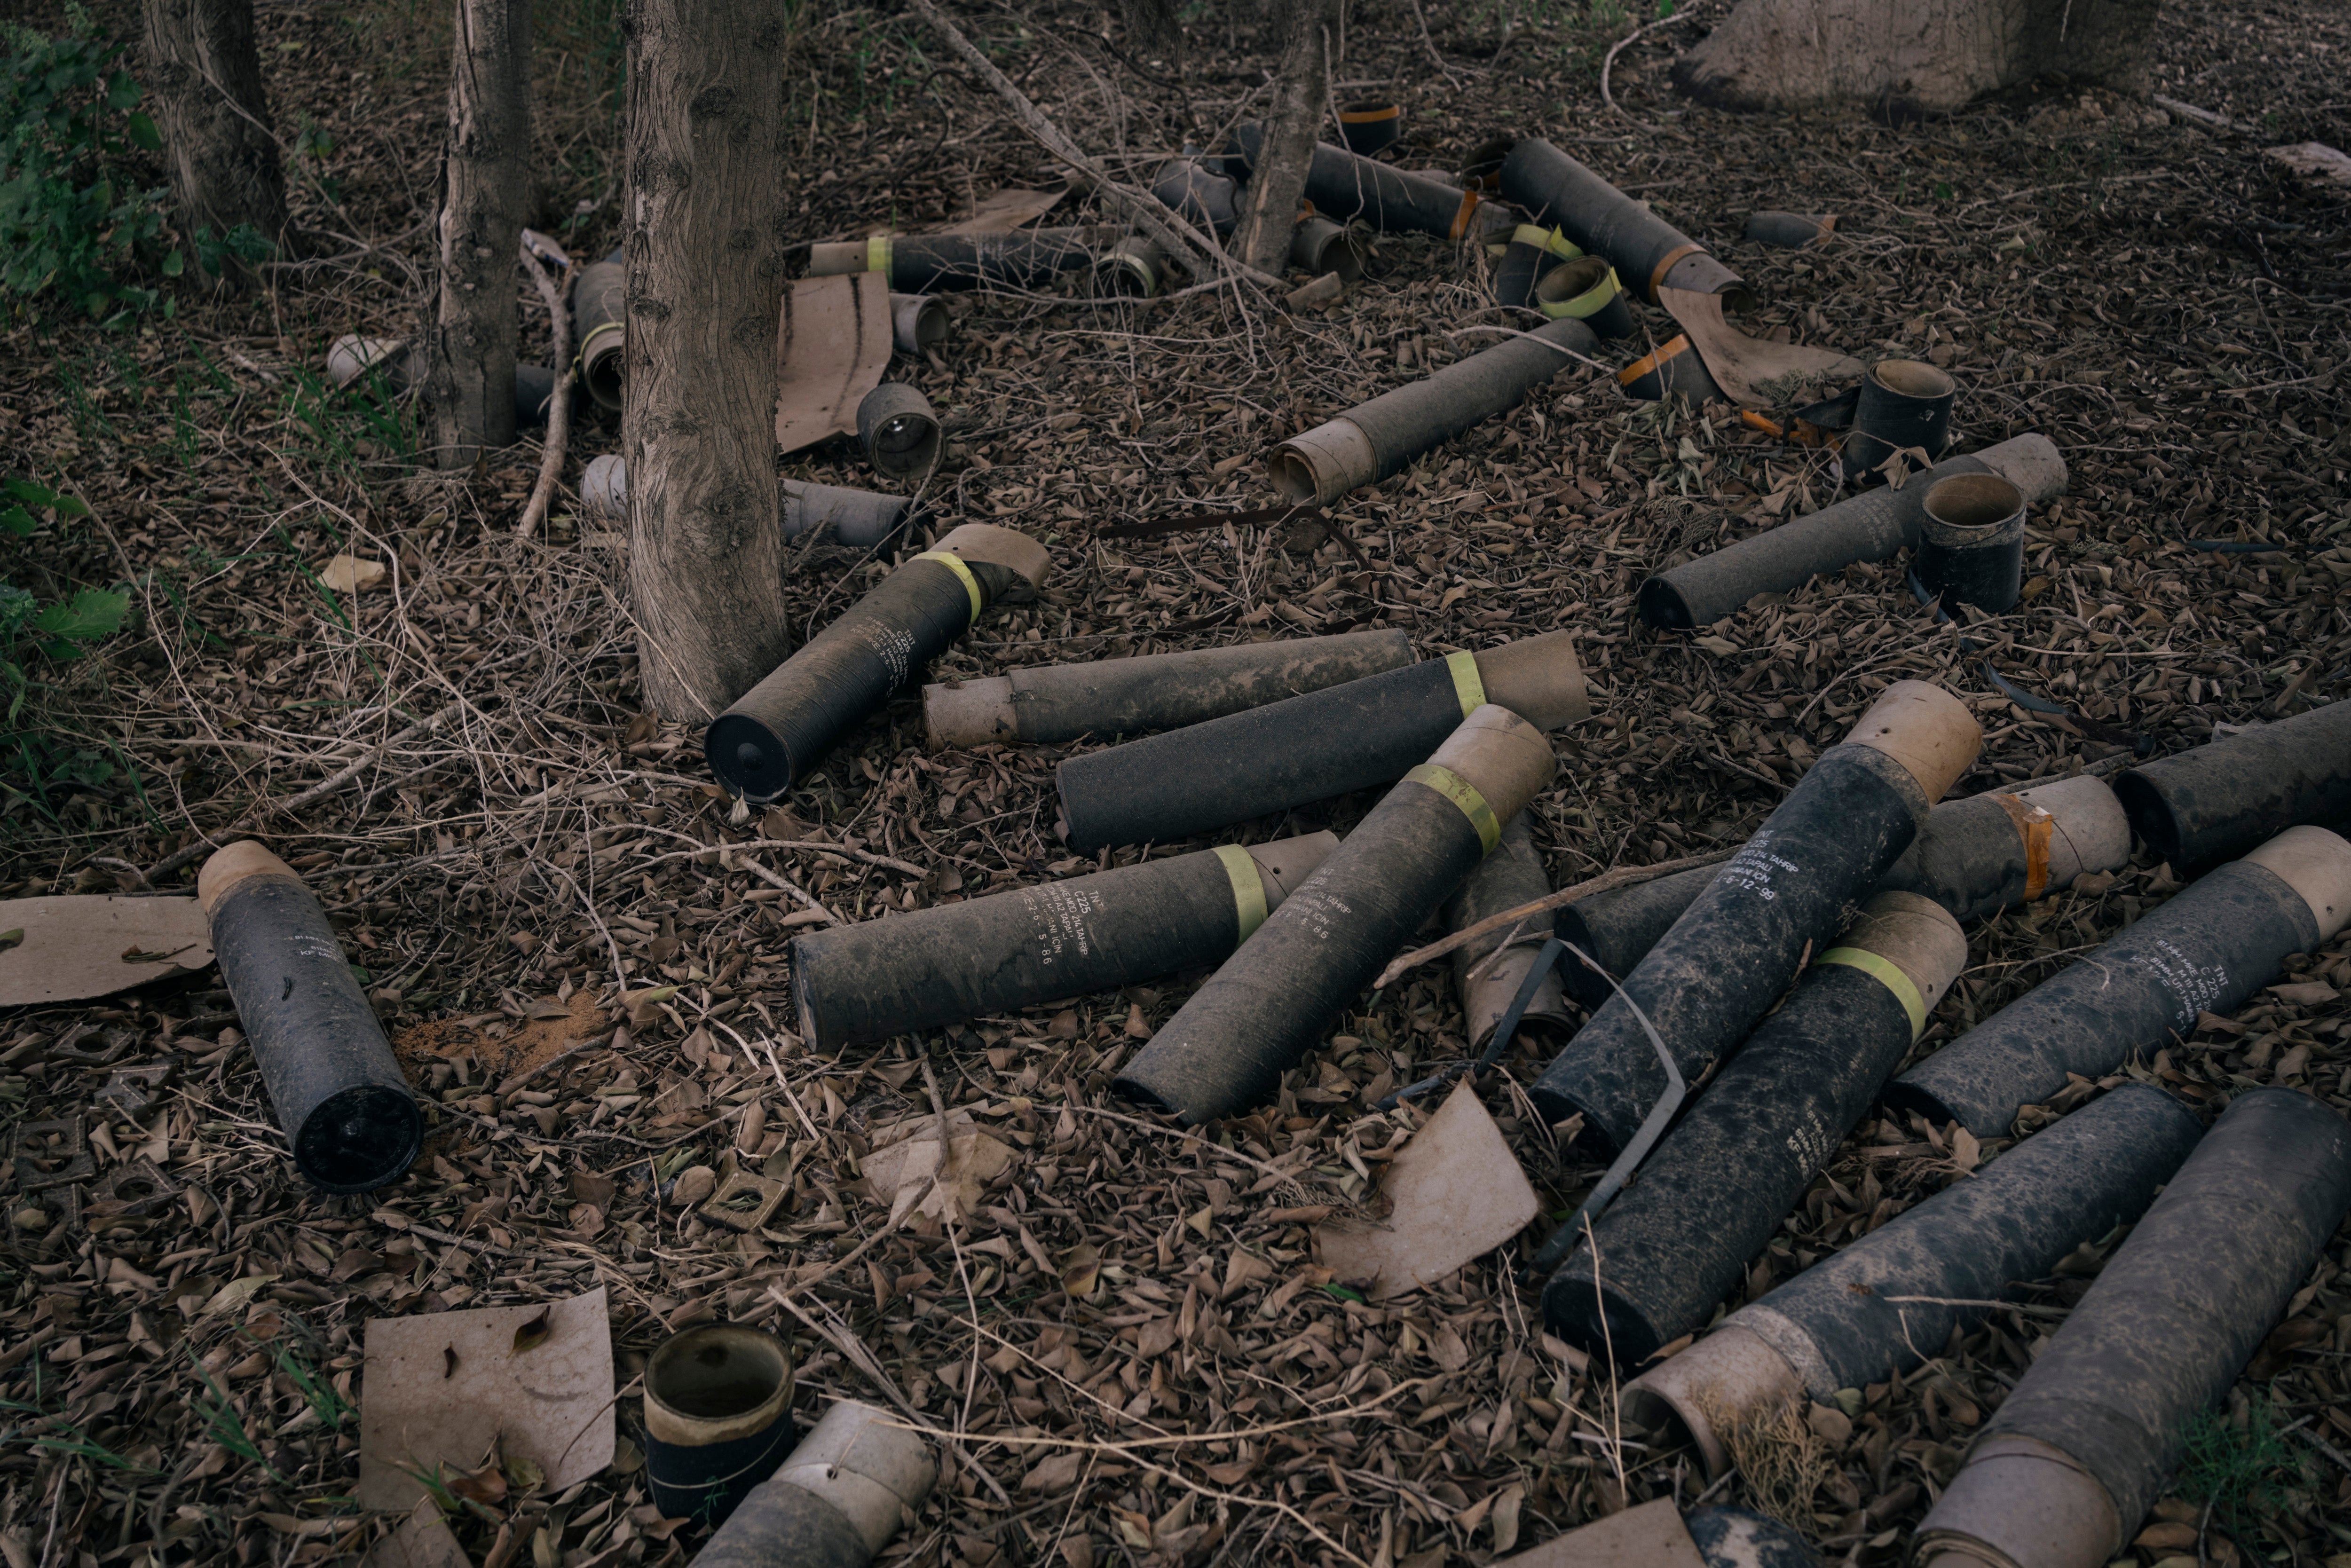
[1224,124,1483,240]
[1544,893,1967,1361]
[1446,813,1575,1047]
[643,1325,796,1529]
[888,292,948,355]
[1494,223,1578,311]
[1530,681,1982,1155]
[2115,694,2351,870]
[1917,472,2028,614]
[1116,705,1558,1123]
[1336,101,1403,157]
[1638,434,2068,629]
[856,384,942,482]
[1093,237,1165,299]
[1270,316,1600,504]
[790,832,1340,1049]
[1617,1083,2201,1478]
[1743,212,1837,248]
[199,842,422,1193]
[1535,255,1636,340]
[707,524,1050,803]
[1056,629,1586,852]
[692,1399,936,1568]
[806,229,1099,293]
[1915,1089,2351,1568]
[1288,216,1365,283]
[1499,138,1753,309]
[571,246,627,410]
[1616,333,1723,403]
[923,629,1413,749]
[1840,358,1957,477]
[1888,824,2351,1136]
[578,456,912,550]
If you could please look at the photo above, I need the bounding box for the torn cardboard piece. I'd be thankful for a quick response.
[357,1288,615,1511]
[0,895,213,1006]
[1316,1079,1540,1300]
[938,185,1068,235]
[2263,142,2351,188]
[1659,285,1862,410]
[774,272,894,455]
[1496,1498,1710,1568]
[861,1109,1014,1228]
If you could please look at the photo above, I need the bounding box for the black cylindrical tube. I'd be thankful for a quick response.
[1289,216,1365,283]
[514,363,556,429]
[1055,630,1586,852]
[1916,472,2026,614]
[1638,434,2067,630]
[1336,101,1403,156]
[1615,333,1724,403]
[200,843,422,1193]
[1545,894,1967,1361]
[924,629,1414,749]
[573,246,627,411]
[707,525,1050,803]
[1446,812,1573,1047]
[1151,158,1239,236]
[1493,223,1573,311]
[1915,1089,2351,1568]
[1500,138,1751,308]
[1887,825,2351,1136]
[694,1401,935,1568]
[1536,255,1636,340]
[644,1326,796,1529]
[790,833,1339,1049]
[2114,695,2351,871]
[890,292,948,355]
[1093,237,1165,299]
[1531,682,1980,1154]
[1843,359,1957,476]
[1743,212,1836,248]
[1270,316,1599,504]
[857,384,941,483]
[1116,706,1557,1123]
[1553,863,1717,1009]
[579,457,911,549]
[1226,124,1481,240]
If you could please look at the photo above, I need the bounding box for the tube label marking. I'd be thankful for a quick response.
[1719,829,1796,903]
[2138,937,2229,1030]
[1443,650,1487,717]
[1212,844,1271,942]
[915,551,985,621]
[1017,881,1109,967]
[1816,945,1929,1040]
[1404,763,1501,853]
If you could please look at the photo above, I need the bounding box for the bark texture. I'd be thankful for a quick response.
[427,0,532,468]
[1234,0,1341,275]
[623,0,796,722]
[140,0,289,280]
[1672,0,2160,115]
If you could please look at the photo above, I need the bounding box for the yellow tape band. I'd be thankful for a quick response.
[1212,844,1270,942]
[915,551,983,620]
[867,235,891,275]
[1405,764,1501,854]
[1542,264,1624,322]
[575,320,623,373]
[1509,223,1580,259]
[1444,650,1486,717]
[1817,946,1928,1040]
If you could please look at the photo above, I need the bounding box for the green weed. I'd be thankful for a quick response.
[2177,1399,2306,1536]
[189,1348,288,1484]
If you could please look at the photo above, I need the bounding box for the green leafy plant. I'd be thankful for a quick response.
[2177,1399,2306,1536]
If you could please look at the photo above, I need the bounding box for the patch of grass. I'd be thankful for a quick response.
[2177,1399,2305,1537]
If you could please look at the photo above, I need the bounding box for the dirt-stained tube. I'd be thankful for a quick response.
[1743,212,1836,248]
[578,456,912,548]
[1638,435,2068,629]
[1500,138,1753,309]
[1544,893,1967,1361]
[1225,124,1483,240]
[1888,824,2351,1136]
[1536,255,1636,340]
[1531,682,1981,1155]
[890,293,948,356]
[708,525,1051,803]
[1093,237,1166,299]
[924,629,1413,749]
[1056,630,1586,852]
[1616,333,1724,403]
[1917,472,2027,615]
[1619,1083,2202,1478]
[1446,813,1574,1048]
[857,384,942,483]
[2114,696,2351,871]
[323,337,554,428]
[1337,101,1403,156]
[1152,157,1239,236]
[1270,316,1599,504]
[572,246,627,411]
[693,1400,935,1568]
[644,1326,797,1529]
[1494,223,1578,310]
[1116,706,1557,1123]
[1842,359,1957,476]
[1915,1088,2351,1568]
[807,230,1099,293]
[792,833,1338,1049]
[200,842,422,1193]
[1289,216,1366,283]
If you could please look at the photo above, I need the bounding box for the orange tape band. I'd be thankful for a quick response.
[1993,795,2056,901]
[1648,241,1703,303]
[1449,190,1481,243]
[1340,105,1401,123]
[1616,334,1692,387]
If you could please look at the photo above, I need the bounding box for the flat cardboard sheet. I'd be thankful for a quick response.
[0,895,213,1006]
[1496,1499,1709,1568]
[1316,1079,1540,1300]
[774,272,893,454]
[1662,284,1863,409]
[938,185,1066,235]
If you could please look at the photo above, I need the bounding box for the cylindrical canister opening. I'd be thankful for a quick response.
[890,293,949,355]
[1918,473,2027,615]
[580,329,624,411]
[297,1084,425,1194]
[1872,358,1955,400]
[1922,473,2025,537]
[1338,102,1403,157]
[1290,217,1366,283]
[1094,237,1165,299]
[646,1326,796,1435]
[857,384,943,482]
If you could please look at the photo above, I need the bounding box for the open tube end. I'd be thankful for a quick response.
[1471,629,1588,731]
[2242,825,2351,942]
[2109,768,2185,866]
[1871,358,1957,400]
[1617,1324,1806,1480]
[923,677,1019,749]
[1839,891,1967,1016]
[1269,418,1377,505]
[1846,680,1982,803]
[933,523,1052,588]
[1913,1434,2122,1568]
[1635,576,1696,630]
[1428,705,1558,827]
[643,1325,795,1448]
[199,839,296,916]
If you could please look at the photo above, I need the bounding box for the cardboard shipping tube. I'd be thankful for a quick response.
[1055,629,1586,852]
[1494,223,1576,311]
[1536,255,1637,340]
[199,842,422,1193]
[1638,434,2068,629]
[1531,681,1980,1155]
[1445,812,1574,1048]
[707,524,1050,803]
[1616,333,1724,403]
[1152,158,1240,236]
[2114,694,2351,871]
[856,383,941,482]
[1115,705,1557,1123]
[1917,472,2028,614]
[642,1326,796,1529]
[1889,824,2351,1136]
[693,1400,935,1568]
[577,456,912,549]
[789,832,1339,1049]
[572,246,627,410]
[323,336,554,428]
[1499,138,1754,310]
[1743,212,1837,248]
[1620,1083,2202,1477]
[1224,124,1480,239]
[1270,315,1600,504]
[1915,1088,2351,1568]
[924,629,1413,749]
[1337,101,1403,157]
[1544,893,1967,1361]
[1844,357,1957,477]
[1094,237,1166,299]
[889,293,948,355]
[1289,216,1365,284]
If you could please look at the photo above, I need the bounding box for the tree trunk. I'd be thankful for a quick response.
[141,0,289,282]
[1234,0,1341,276]
[622,0,795,723]
[1671,0,2158,116]
[426,0,531,469]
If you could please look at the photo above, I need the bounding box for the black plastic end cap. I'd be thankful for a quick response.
[295,1084,423,1193]
[1635,577,1694,630]
[705,714,795,804]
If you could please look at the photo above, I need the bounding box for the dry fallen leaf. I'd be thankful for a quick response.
[320,553,387,593]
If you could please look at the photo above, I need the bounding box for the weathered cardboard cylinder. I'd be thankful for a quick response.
[1337,101,1403,156]
[577,456,911,548]
[856,384,941,483]
[1116,705,1558,1123]
[1288,216,1365,283]
[693,1400,935,1568]
[1531,682,1981,1155]
[1918,472,2027,614]
[1151,158,1239,236]
[1638,434,2068,629]
[1743,212,1836,248]
[1224,124,1481,240]
[1889,824,2351,1136]
[572,247,627,410]
[707,525,1050,803]
[1536,255,1636,339]
[1445,812,1573,1048]
[644,1326,796,1529]
[790,832,1339,1049]
[1842,358,1956,476]
[1494,222,1578,310]
[1500,138,1753,310]
[323,336,553,428]
[1093,237,1165,299]
[200,843,422,1193]
[889,293,948,355]
[1616,333,1723,403]
[923,629,1413,749]
[2114,696,2351,871]
[1056,630,1586,852]
[1619,1083,2202,1477]
[1914,1089,2351,1568]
